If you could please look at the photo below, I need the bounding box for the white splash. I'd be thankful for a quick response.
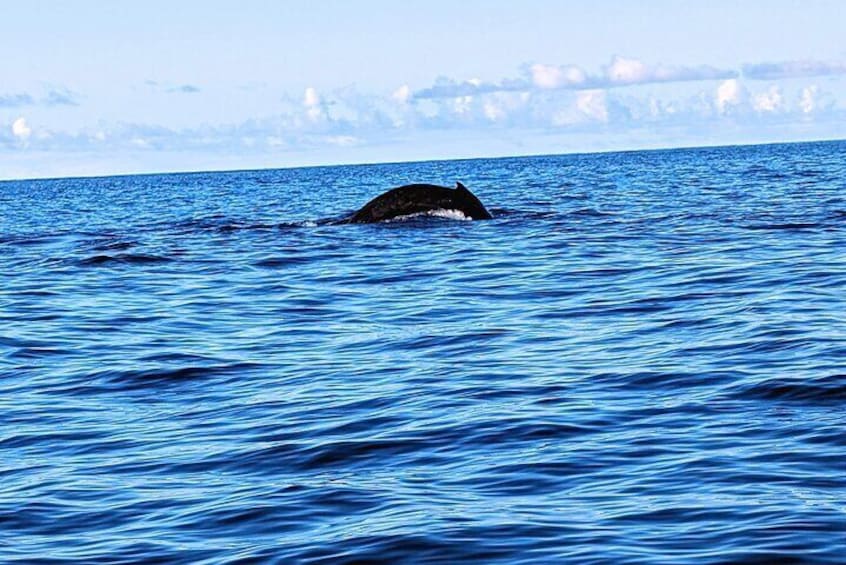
[386,209,471,223]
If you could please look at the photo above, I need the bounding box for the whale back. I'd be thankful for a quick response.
[453,182,492,220]
[348,182,491,223]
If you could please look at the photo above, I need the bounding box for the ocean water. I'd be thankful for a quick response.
[1,140,845,563]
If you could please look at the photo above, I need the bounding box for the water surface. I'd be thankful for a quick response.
[2,141,845,563]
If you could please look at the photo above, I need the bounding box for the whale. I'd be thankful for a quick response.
[345,182,492,223]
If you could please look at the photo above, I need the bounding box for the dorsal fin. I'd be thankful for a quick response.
[455,181,468,192]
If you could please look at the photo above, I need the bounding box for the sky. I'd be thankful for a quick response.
[2,0,845,180]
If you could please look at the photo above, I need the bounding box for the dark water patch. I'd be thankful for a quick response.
[10,287,65,298]
[0,335,56,352]
[590,370,737,391]
[729,374,846,403]
[743,222,822,231]
[286,529,561,564]
[744,163,792,180]
[138,352,232,364]
[0,429,124,452]
[177,484,388,536]
[268,437,429,471]
[0,231,70,245]
[458,382,571,401]
[7,345,74,360]
[399,328,510,351]
[75,362,264,392]
[160,214,288,234]
[254,255,318,268]
[77,253,175,266]
[793,168,827,178]
[464,419,596,445]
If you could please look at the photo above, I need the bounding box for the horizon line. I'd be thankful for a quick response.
[1,136,843,184]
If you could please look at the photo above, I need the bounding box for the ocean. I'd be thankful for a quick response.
[1,140,844,563]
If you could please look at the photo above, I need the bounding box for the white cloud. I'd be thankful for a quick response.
[303,87,320,107]
[753,85,784,113]
[483,100,505,121]
[414,56,737,99]
[799,85,819,114]
[452,95,474,115]
[604,56,737,87]
[12,117,32,140]
[303,87,323,121]
[392,84,411,104]
[530,63,587,89]
[413,77,501,100]
[576,90,609,122]
[716,79,747,114]
[606,56,649,84]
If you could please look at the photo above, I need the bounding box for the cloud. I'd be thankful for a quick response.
[530,63,588,89]
[482,100,505,121]
[800,86,818,114]
[605,57,649,84]
[797,85,836,115]
[743,60,846,80]
[303,87,323,121]
[416,76,841,131]
[303,87,320,108]
[42,88,80,106]
[4,70,842,164]
[706,79,845,121]
[604,56,736,86]
[12,117,32,140]
[0,89,78,107]
[413,56,738,99]
[167,84,201,94]
[392,84,411,104]
[1,93,36,108]
[752,86,784,113]
[413,77,511,100]
[716,79,747,114]
[707,79,838,119]
[576,90,609,122]
[145,80,202,94]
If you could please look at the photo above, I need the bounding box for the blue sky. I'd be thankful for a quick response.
[2,1,845,179]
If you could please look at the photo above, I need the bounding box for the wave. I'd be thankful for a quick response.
[78,253,174,266]
[54,361,266,395]
[742,222,821,231]
[728,374,846,403]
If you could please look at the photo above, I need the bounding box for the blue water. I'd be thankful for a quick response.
[2,141,845,563]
